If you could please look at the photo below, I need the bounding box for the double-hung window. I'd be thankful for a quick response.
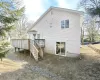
[61,20,69,29]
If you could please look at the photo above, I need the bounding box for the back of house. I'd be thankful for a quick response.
[28,7,83,57]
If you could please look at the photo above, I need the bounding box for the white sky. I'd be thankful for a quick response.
[23,0,80,21]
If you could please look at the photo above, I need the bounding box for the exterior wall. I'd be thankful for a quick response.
[28,34,34,40]
[30,9,82,57]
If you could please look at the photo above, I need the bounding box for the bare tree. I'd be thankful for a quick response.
[13,15,28,39]
[86,19,99,42]
[11,15,34,39]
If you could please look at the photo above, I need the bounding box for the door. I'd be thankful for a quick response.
[37,34,40,39]
[56,42,66,55]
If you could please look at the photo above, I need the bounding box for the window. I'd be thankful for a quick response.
[61,20,64,28]
[61,20,69,28]
[65,20,69,28]
[37,34,40,39]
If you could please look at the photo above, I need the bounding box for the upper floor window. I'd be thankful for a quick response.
[61,20,69,28]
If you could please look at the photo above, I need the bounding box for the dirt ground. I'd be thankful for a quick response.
[0,46,100,80]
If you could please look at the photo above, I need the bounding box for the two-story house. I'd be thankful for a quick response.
[28,7,83,57]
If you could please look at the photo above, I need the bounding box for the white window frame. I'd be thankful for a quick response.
[61,20,69,29]
[55,42,66,56]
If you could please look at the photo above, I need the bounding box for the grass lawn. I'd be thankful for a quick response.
[90,44,100,50]
[0,47,100,80]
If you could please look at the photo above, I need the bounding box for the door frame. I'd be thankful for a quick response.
[55,41,66,56]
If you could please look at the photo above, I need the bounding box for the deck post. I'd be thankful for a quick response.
[30,51,32,56]
[15,47,16,52]
[28,39,30,50]
[24,50,25,54]
[28,39,31,56]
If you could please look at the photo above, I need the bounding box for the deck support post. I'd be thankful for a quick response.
[15,47,16,52]
[30,51,32,56]
[24,50,25,54]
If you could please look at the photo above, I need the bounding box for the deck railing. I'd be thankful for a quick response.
[35,39,45,48]
[30,39,39,61]
[34,40,43,58]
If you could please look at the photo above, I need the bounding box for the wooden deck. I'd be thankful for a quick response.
[12,39,30,50]
[12,39,44,61]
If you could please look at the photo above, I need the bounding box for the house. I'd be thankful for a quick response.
[28,7,84,57]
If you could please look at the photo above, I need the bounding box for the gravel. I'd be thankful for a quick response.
[27,65,64,80]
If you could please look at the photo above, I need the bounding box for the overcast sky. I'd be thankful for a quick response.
[23,0,80,21]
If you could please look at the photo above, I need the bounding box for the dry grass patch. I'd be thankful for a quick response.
[0,58,27,73]
[80,45,96,55]
[91,44,100,49]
